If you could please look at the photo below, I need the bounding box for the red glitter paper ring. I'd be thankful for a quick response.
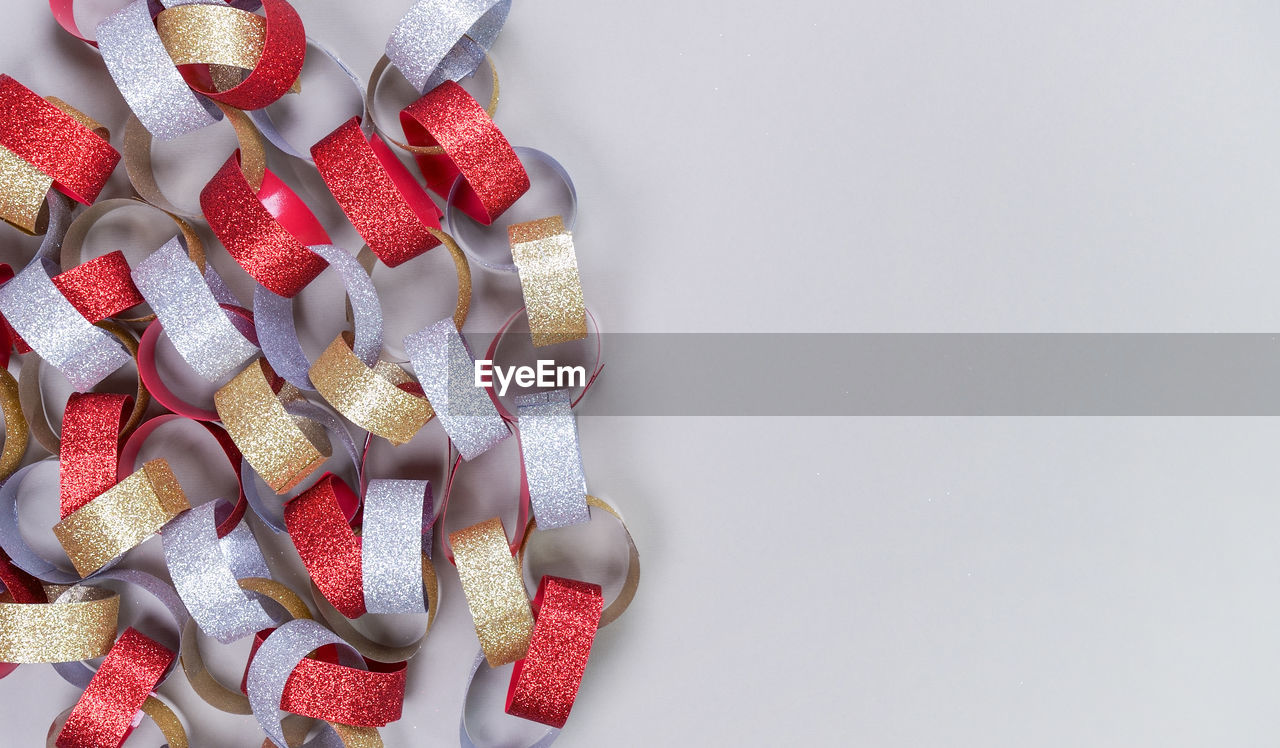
[46,694,189,748]
[283,473,366,618]
[504,576,604,729]
[400,80,530,225]
[482,305,605,424]
[52,627,176,748]
[17,320,151,455]
[172,0,307,111]
[117,414,250,539]
[200,151,330,297]
[58,392,132,520]
[0,75,119,205]
[137,304,259,422]
[313,116,443,268]
[241,628,408,727]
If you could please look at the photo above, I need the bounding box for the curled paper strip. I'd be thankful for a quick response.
[483,305,604,422]
[47,696,190,748]
[508,216,588,347]
[313,117,443,267]
[521,496,640,628]
[17,319,150,455]
[50,252,145,323]
[362,479,431,614]
[52,459,191,578]
[506,576,603,728]
[54,628,174,748]
[515,390,588,530]
[51,568,189,689]
[215,359,332,494]
[311,553,439,663]
[0,259,131,390]
[250,40,365,162]
[118,415,250,537]
[134,237,259,382]
[97,0,220,141]
[386,0,510,92]
[459,649,559,748]
[285,474,366,619]
[404,317,509,460]
[363,51,499,157]
[401,80,529,224]
[59,393,131,519]
[0,75,119,204]
[0,460,90,584]
[0,585,118,663]
[0,145,55,234]
[162,500,276,644]
[246,620,397,745]
[0,366,28,481]
[451,517,534,666]
[201,153,330,297]
[311,333,432,446]
[256,242,383,392]
[137,304,257,421]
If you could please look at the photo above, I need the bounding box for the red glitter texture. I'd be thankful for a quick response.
[59,393,132,519]
[313,117,442,267]
[0,546,47,604]
[53,251,144,322]
[200,153,328,297]
[56,628,175,748]
[243,630,407,726]
[400,81,530,225]
[176,0,306,110]
[0,75,119,204]
[284,473,367,618]
[505,576,604,728]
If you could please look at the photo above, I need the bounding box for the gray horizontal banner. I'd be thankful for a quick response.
[469,333,1280,415]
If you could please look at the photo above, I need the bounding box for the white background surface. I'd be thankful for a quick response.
[1,1,1280,746]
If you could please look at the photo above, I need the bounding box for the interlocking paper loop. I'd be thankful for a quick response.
[386,0,510,92]
[515,390,589,530]
[508,216,589,347]
[451,517,534,667]
[505,576,603,728]
[405,317,509,460]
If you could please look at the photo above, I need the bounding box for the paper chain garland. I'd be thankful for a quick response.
[0,1,639,745]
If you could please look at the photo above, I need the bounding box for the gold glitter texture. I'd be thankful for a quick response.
[330,722,384,748]
[215,358,331,493]
[52,459,191,577]
[310,554,439,663]
[508,216,588,347]
[310,332,433,446]
[140,696,189,748]
[0,365,28,480]
[0,585,118,662]
[451,517,533,666]
[155,5,301,94]
[0,145,51,234]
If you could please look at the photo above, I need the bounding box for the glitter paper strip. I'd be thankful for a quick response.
[215,359,331,494]
[312,553,438,663]
[400,81,529,224]
[201,154,329,298]
[505,576,603,728]
[0,366,28,481]
[0,258,131,390]
[59,393,131,519]
[313,117,442,267]
[515,390,588,530]
[310,333,433,446]
[249,39,364,162]
[156,3,270,70]
[508,217,588,347]
[0,144,53,233]
[177,0,304,109]
[54,628,175,748]
[450,517,534,667]
[52,251,145,323]
[405,317,509,460]
[0,460,83,584]
[134,237,259,381]
[0,585,117,663]
[459,649,559,748]
[0,75,119,204]
[162,500,276,644]
[284,474,366,619]
[385,0,510,92]
[255,242,383,391]
[52,459,192,578]
[362,479,431,615]
[96,0,219,141]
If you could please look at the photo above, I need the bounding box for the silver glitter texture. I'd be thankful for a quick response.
[97,0,219,141]
[515,389,589,529]
[361,479,431,615]
[134,237,259,382]
[247,619,364,748]
[404,318,509,461]
[386,0,509,92]
[255,244,383,391]
[161,500,276,643]
[0,258,131,391]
